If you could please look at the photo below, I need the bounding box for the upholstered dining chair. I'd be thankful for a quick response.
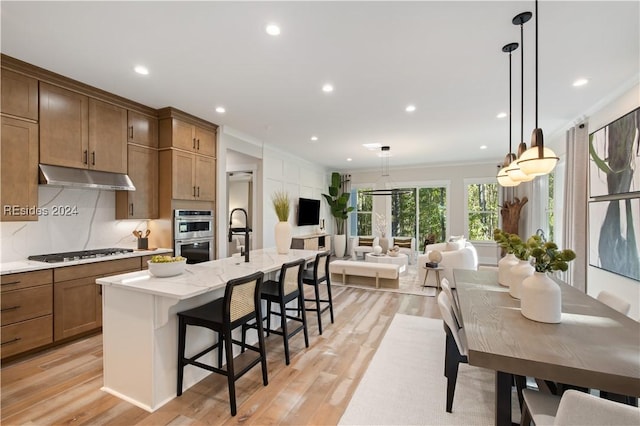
[521,388,640,426]
[176,271,268,416]
[440,278,462,328]
[597,290,631,316]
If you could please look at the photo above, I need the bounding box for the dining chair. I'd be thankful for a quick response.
[440,278,462,328]
[176,271,268,416]
[302,251,334,335]
[521,389,640,426]
[597,290,631,315]
[243,258,309,365]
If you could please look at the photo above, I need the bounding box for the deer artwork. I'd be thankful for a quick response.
[501,196,528,235]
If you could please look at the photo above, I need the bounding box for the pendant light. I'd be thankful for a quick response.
[517,0,559,176]
[361,146,412,196]
[506,11,535,183]
[497,42,520,187]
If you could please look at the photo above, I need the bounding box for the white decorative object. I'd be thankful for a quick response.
[428,250,443,264]
[509,260,534,299]
[387,245,400,257]
[498,253,518,287]
[521,272,562,323]
[334,234,347,258]
[147,259,186,277]
[373,245,383,255]
[275,221,292,254]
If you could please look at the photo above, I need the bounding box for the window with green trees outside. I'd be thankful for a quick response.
[466,181,499,241]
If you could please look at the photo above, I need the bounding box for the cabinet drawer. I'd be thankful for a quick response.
[1,285,52,325]
[1,269,53,293]
[54,257,141,282]
[1,315,53,359]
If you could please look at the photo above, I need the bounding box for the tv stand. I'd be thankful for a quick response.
[291,233,332,251]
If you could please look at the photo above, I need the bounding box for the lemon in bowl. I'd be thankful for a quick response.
[147,255,187,277]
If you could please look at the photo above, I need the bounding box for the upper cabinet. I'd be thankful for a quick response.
[116,144,158,219]
[158,108,217,158]
[1,70,38,120]
[39,83,127,173]
[128,110,158,148]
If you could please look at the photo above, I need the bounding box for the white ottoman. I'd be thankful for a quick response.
[365,253,409,275]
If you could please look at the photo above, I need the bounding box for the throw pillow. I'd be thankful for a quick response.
[449,235,464,242]
[394,238,412,248]
[445,240,465,251]
[358,237,374,246]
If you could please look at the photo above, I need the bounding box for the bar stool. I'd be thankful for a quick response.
[302,251,334,335]
[244,258,309,365]
[176,271,267,416]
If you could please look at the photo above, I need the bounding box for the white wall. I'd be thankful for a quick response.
[348,161,500,265]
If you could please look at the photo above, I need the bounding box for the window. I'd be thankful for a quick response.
[545,172,555,241]
[418,187,448,244]
[350,188,373,236]
[466,180,499,241]
[391,188,416,237]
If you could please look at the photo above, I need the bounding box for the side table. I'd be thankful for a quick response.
[422,265,444,290]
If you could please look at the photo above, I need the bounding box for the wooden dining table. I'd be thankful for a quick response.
[453,269,640,426]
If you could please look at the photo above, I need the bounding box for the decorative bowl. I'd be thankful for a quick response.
[147,258,187,277]
[387,245,400,257]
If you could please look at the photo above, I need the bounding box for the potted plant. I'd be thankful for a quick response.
[520,235,576,323]
[322,172,354,258]
[272,190,291,254]
[494,229,533,298]
[494,229,520,287]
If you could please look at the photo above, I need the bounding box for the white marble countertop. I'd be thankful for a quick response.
[96,248,320,300]
[0,248,173,275]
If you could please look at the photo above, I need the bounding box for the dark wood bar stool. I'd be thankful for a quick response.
[243,258,309,365]
[176,271,267,416]
[302,251,334,335]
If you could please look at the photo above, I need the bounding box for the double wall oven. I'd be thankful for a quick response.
[174,209,214,264]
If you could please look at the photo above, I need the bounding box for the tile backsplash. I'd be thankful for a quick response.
[1,187,150,263]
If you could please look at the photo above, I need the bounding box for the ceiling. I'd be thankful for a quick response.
[1,1,638,170]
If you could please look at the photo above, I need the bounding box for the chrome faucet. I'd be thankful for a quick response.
[228,208,252,263]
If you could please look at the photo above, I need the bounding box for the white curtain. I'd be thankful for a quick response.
[562,122,589,291]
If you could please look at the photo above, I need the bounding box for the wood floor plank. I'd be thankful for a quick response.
[1,284,437,425]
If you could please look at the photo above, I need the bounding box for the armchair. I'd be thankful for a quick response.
[389,237,416,264]
[350,236,379,260]
[418,241,478,287]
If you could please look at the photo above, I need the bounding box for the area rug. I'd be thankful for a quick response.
[331,262,437,297]
[339,314,520,425]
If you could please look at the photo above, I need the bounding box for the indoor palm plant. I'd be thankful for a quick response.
[272,190,291,254]
[322,172,354,257]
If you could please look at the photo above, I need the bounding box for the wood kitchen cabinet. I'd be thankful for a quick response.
[161,149,215,201]
[1,69,38,120]
[1,117,39,221]
[115,144,158,219]
[40,83,127,173]
[1,270,53,359]
[53,257,139,341]
[128,110,158,148]
[160,117,216,157]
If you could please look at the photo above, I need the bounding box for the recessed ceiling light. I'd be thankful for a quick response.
[134,65,149,75]
[573,78,589,87]
[496,112,507,119]
[310,136,318,142]
[265,24,281,36]
[405,105,416,113]
[322,83,334,93]
[362,143,382,150]
[215,106,226,114]
[346,158,353,162]
[480,145,488,150]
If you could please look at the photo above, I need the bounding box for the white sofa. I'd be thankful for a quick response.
[350,236,379,260]
[418,240,478,287]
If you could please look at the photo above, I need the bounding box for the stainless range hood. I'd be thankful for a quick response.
[39,164,136,191]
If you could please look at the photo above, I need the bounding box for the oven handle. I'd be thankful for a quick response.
[175,237,214,244]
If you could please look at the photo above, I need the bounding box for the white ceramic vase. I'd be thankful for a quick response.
[521,272,562,323]
[509,260,534,299]
[334,234,346,258]
[498,253,518,287]
[379,236,389,254]
[275,221,292,254]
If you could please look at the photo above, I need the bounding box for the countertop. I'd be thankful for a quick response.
[0,248,173,275]
[96,248,320,300]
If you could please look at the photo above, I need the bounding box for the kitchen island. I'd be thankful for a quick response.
[96,248,320,412]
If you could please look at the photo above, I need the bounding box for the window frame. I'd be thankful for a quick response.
[464,177,501,244]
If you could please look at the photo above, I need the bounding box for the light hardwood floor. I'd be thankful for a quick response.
[1,285,439,425]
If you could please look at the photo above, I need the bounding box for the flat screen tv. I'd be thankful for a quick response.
[297,198,320,226]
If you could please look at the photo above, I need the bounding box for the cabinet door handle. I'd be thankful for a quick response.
[91,151,96,166]
[197,186,200,197]
[130,203,134,216]
[0,305,20,312]
[193,186,196,197]
[1,337,21,346]
[197,139,200,150]
[1,280,20,286]
[83,150,88,165]
[193,138,196,149]
[129,126,134,139]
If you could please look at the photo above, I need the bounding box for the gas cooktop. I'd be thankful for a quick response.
[28,248,134,263]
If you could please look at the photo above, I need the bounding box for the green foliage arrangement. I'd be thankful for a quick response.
[271,190,290,222]
[494,229,576,273]
[322,172,354,235]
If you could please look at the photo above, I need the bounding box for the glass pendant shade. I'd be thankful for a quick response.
[506,155,534,182]
[517,145,559,176]
[497,166,520,187]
